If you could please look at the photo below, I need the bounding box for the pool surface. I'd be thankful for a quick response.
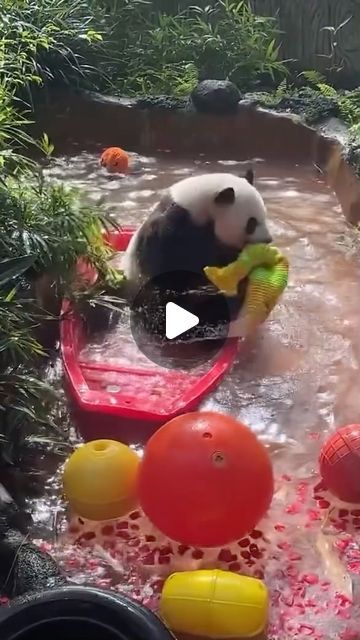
[33,151,360,639]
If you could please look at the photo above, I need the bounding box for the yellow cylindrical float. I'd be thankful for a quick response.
[160,569,268,639]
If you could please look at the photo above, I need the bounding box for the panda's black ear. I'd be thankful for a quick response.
[214,187,235,205]
[245,169,254,185]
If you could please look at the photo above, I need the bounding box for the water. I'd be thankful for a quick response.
[36,152,360,638]
[46,151,360,445]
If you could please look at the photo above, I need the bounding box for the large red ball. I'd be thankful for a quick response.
[319,425,360,503]
[138,412,274,547]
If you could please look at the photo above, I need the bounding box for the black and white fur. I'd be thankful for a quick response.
[123,170,272,336]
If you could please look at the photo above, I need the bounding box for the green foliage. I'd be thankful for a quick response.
[0,0,103,172]
[96,0,288,96]
[0,256,56,461]
[315,82,360,132]
[296,72,360,131]
[0,256,36,287]
[0,372,57,462]
[0,0,104,93]
[0,0,117,464]
[0,177,114,280]
[122,62,199,98]
[298,70,326,86]
[316,83,338,99]
[252,72,360,166]
[0,0,288,99]
[252,74,360,128]
[339,91,360,131]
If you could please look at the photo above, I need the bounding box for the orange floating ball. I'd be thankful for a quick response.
[319,424,360,503]
[138,412,274,547]
[100,147,129,173]
[63,440,140,521]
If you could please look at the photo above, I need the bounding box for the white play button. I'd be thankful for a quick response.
[165,302,199,340]
[130,269,231,368]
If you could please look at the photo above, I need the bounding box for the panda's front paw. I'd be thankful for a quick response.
[228,317,250,339]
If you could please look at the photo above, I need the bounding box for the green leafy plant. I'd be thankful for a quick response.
[0,177,115,281]
[298,70,326,86]
[0,0,105,95]
[121,62,199,97]
[96,0,288,96]
[0,256,58,462]
[314,82,360,131]
[298,65,360,135]
[0,0,118,468]
[0,0,287,99]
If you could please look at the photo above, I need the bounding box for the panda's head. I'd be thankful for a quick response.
[169,170,272,251]
[211,169,272,248]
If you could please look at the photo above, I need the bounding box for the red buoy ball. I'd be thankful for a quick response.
[319,424,360,503]
[138,412,274,547]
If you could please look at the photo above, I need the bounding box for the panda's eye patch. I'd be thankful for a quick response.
[246,217,258,235]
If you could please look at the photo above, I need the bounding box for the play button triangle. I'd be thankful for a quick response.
[165,302,199,340]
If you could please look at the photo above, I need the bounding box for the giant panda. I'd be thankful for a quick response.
[123,170,272,338]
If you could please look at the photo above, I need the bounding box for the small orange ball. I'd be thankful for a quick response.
[100,147,129,173]
[63,440,140,521]
[138,412,274,547]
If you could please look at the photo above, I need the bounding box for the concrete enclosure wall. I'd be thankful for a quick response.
[33,91,360,225]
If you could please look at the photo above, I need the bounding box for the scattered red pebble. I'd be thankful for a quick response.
[218,549,236,563]
[250,529,262,539]
[301,573,319,585]
[79,531,96,542]
[23,471,357,640]
[238,537,250,547]
[177,544,190,556]
[115,530,131,540]
[101,525,114,536]
[129,511,140,520]
[286,502,302,515]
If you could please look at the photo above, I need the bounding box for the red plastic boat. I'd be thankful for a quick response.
[61,226,239,442]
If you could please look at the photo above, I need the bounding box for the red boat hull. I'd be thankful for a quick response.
[61,226,239,443]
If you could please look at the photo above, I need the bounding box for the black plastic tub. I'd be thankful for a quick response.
[0,586,174,640]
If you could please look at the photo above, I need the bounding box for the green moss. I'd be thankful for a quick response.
[245,77,360,177]
[246,86,340,125]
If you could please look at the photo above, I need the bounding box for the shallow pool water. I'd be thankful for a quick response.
[46,151,360,444]
[37,151,360,639]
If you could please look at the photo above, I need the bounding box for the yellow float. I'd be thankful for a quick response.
[63,439,140,521]
[204,242,289,334]
[160,569,268,638]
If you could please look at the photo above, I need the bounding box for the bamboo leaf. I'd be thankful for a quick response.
[0,255,35,286]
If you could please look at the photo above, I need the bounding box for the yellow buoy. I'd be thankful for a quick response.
[160,569,268,638]
[63,439,140,521]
